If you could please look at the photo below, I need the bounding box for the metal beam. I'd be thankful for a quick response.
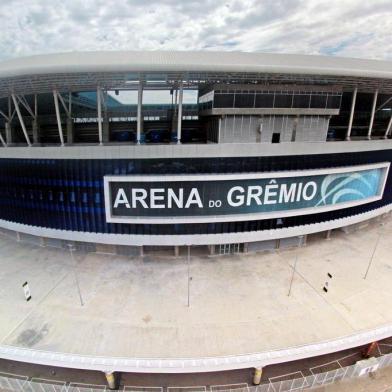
[346,87,357,141]
[57,93,70,118]
[97,87,103,145]
[17,94,35,119]
[367,89,378,139]
[0,131,7,147]
[53,90,65,146]
[68,92,72,115]
[384,116,392,138]
[136,82,143,144]
[177,80,183,144]
[0,110,9,121]
[34,94,38,118]
[376,96,392,112]
[11,94,31,146]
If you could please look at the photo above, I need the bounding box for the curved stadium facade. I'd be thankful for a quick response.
[0,51,391,256]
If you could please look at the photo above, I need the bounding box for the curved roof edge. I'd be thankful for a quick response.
[0,51,391,80]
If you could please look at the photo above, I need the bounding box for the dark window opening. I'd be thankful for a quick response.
[272,133,281,143]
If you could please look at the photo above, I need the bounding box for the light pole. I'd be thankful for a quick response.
[363,234,381,280]
[68,243,84,306]
[187,245,191,307]
[288,255,298,297]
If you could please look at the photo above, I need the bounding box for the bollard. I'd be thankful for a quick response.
[253,367,263,385]
[104,372,116,390]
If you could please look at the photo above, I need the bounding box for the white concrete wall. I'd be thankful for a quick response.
[219,115,262,143]
[0,140,390,159]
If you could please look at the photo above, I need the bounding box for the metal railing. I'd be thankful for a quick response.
[1,352,392,392]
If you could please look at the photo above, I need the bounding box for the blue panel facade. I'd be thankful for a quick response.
[0,149,391,236]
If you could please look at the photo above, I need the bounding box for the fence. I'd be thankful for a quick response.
[1,352,392,392]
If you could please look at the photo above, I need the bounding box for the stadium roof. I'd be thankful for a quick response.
[0,51,391,97]
[0,51,391,79]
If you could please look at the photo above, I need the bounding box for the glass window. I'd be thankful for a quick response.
[293,94,310,108]
[214,94,234,108]
[234,93,254,108]
[327,94,341,109]
[274,93,293,108]
[310,94,327,108]
[255,93,274,108]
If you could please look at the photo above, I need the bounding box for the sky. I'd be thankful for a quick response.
[1,0,391,61]
[1,0,391,103]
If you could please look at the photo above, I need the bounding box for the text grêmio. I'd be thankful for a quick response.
[112,181,318,209]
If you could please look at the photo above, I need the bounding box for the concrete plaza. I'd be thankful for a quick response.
[0,216,392,362]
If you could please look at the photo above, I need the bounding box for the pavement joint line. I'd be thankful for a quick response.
[0,271,71,345]
[285,258,356,333]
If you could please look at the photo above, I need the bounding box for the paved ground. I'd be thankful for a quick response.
[0,216,392,360]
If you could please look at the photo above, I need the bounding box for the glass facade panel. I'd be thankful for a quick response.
[327,94,342,109]
[214,94,234,108]
[310,94,327,108]
[255,94,274,108]
[0,150,390,236]
[293,94,310,108]
[234,93,255,108]
[274,93,293,108]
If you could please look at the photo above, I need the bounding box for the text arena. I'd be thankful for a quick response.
[104,163,389,224]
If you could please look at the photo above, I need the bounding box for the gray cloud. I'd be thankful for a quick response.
[0,0,391,61]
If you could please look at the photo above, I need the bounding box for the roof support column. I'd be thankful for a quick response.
[384,116,392,139]
[137,82,143,144]
[53,90,65,146]
[4,122,12,145]
[177,80,183,144]
[32,94,39,144]
[11,94,31,146]
[0,100,11,147]
[0,132,6,147]
[3,97,14,145]
[97,87,103,145]
[67,92,74,144]
[367,89,378,140]
[345,88,357,141]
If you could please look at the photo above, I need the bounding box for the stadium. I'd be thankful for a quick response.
[0,51,392,390]
[0,51,391,255]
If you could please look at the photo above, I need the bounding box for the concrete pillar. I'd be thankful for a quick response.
[104,372,116,390]
[97,87,103,145]
[137,82,143,144]
[177,80,183,144]
[346,88,357,141]
[103,116,110,143]
[66,118,74,144]
[208,245,215,256]
[302,235,308,246]
[16,231,21,242]
[325,230,332,240]
[32,119,40,144]
[253,367,263,385]
[384,116,392,139]
[367,90,378,140]
[275,239,280,250]
[5,122,13,144]
[174,246,180,257]
[139,246,144,257]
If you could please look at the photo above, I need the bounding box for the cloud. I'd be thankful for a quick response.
[0,0,391,61]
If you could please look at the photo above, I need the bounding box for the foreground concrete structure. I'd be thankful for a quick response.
[0,214,392,375]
